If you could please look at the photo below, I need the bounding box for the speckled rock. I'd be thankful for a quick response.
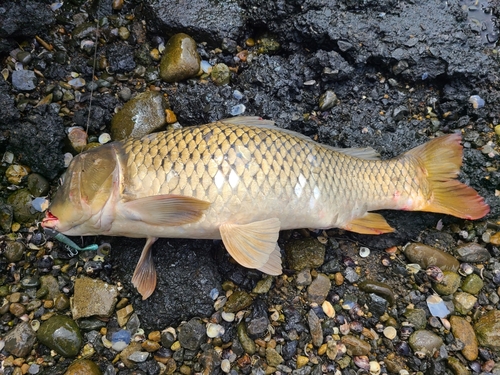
[403,309,427,330]
[453,292,477,315]
[447,357,471,375]
[450,315,478,360]
[211,63,230,86]
[341,335,371,356]
[110,91,168,140]
[456,242,491,262]
[3,321,37,357]
[474,310,500,352]
[65,359,102,375]
[403,243,459,272]
[307,273,331,304]
[7,188,36,224]
[266,347,284,367]
[4,241,25,262]
[37,315,83,357]
[27,173,50,196]
[409,330,443,355]
[40,274,61,300]
[285,238,325,271]
[178,318,207,351]
[461,274,484,295]
[159,33,200,83]
[71,277,119,319]
[308,309,323,347]
[224,290,253,313]
[433,271,461,296]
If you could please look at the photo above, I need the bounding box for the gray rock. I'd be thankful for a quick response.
[178,318,207,350]
[307,273,331,304]
[4,321,37,357]
[307,309,323,347]
[247,299,269,338]
[409,330,443,355]
[456,243,491,262]
[40,275,60,300]
[11,70,37,91]
[71,277,119,319]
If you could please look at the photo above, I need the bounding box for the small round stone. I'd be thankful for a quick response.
[383,326,397,340]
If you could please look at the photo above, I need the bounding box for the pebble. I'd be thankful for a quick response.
[322,300,335,318]
[358,280,394,305]
[453,292,477,314]
[308,309,323,347]
[26,173,49,195]
[344,267,359,283]
[307,273,331,304]
[11,69,37,91]
[285,238,325,271]
[37,315,82,357]
[266,347,284,367]
[433,271,461,295]
[211,63,231,85]
[224,290,253,312]
[3,322,37,357]
[119,342,142,368]
[110,91,168,140]
[7,189,35,224]
[98,133,111,144]
[67,127,88,152]
[128,351,149,362]
[341,335,372,356]
[383,326,397,340]
[39,275,60,300]
[159,33,200,83]
[447,356,471,375]
[296,355,309,369]
[178,318,207,350]
[449,315,478,360]
[116,304,134,327]
[65,359,102,375]
[237,322,256,354]
[206,323,225,338]
[296,268,312,286]
[318,90,339,111]
[71,277,119,319]
[461,273,484,294]
[221,358,231,373]
[253,275,273,294]
[4,241,25,262]
[408,330,443,355]
[469,95,485,108]
[474,310,500,351]
[5,164,30,185]
[403,243,459,271]
[456,242,491,262]
[230,103,246,116]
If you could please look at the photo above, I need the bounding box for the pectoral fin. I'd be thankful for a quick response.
[220,218,282,274]
[123,195,210,226]
[343,212,394,235]
[132,237,158,300]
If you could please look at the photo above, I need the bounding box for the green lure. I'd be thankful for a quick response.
[44,228,98,256]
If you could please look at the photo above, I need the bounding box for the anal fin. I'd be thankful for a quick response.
[343,212,394,235]
[220,218,282,274]
[131,237,158,300]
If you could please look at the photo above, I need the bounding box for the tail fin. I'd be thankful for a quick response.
[407,133,489,220]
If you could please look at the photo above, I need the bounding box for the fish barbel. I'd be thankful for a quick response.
[42,116,489,299]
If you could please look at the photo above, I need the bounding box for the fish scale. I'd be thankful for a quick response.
[42,117,489,299]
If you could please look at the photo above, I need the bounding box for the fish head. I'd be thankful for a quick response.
[42,144,118,235]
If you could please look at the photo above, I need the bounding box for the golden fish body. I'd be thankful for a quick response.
[42,117,489,299]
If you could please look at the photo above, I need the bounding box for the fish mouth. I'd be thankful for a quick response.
[41,211,59,228]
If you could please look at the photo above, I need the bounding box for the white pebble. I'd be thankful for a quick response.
[230,104,246,116]
[112,340,128,352]
[359,247,370,258]
[221,311,235,322]
[99,133,111,144]
[322,300,335,318]
[369,361,381,375]
[221,358,231,373]
[206,323,225,338]
[201,60,212,74]
[469,95,485,109]
[64,152,74,167]
[2,151,14,164]
[426,294,450,318]
[383,326,397,340]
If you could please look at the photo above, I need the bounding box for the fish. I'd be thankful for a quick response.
[41,116,489,299]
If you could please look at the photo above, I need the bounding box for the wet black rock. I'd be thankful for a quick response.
[144,0,244,46]
[106,43,136,73]
[111,238,221,330]
[5,106,65,180]
[4,321,37,357]
[246,299,270,338]
[0,0,55,53]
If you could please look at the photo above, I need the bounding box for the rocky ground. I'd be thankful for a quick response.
[1,0,500,374]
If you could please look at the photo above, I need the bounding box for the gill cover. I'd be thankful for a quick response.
[49,144,118,232]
